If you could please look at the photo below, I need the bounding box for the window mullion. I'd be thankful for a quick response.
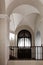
[24,31,25,47]
[24,37,25,47]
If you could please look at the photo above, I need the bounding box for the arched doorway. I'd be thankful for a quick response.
[17,29,32,59]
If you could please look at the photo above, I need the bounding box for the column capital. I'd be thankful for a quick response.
[0,14,10,19]
[0,14,10,22]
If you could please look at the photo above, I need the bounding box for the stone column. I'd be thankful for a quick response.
[0,14,10,65]
[0,0,10,65]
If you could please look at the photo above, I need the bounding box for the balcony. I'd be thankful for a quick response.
[9,46,43,60]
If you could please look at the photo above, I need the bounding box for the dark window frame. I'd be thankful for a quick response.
[17,30,32,47]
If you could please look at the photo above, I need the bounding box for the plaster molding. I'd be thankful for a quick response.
[0,14,10,20]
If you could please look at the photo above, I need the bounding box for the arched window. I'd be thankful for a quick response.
[9,33,15,40]
[17,30,32,59]
[17,30,32,47]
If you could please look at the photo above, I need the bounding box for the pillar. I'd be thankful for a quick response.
[0,14,10,65]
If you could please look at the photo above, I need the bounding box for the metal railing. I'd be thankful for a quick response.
[9,46,43,60]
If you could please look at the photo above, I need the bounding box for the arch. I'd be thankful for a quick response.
[13,4,40,15]
[9,5,40,33]
[15,25,34,46]
[17,29,32,47]
[15,25,33,35]
[17,29,32,59]
[10,13,39,32]
[6,0,42,15]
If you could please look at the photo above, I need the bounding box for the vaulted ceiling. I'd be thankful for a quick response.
[5,0,43,15]
[5,0,43,10]
[10,4,40,32]
[4,0,43,32]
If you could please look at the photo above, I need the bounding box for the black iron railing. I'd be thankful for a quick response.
[9,46,43,60]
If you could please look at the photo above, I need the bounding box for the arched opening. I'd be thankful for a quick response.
[18,30,32,47]
[17,29,32,59]
[9,4,40,60]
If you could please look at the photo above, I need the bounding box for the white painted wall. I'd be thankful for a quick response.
[18,13,37,31]
[5,0,14,9]
[35,16,43,46]
[39,0,43,4]
[10,13,23,31]
[13,5,39,15]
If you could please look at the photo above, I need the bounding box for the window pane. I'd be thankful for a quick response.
[9,33,15,40]
[18,38,24,47]
[25,38,31,47]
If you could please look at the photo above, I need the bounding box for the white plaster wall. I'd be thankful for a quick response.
[5,0,14,9]
[10,13,23,31]
[0,0,5,13]
[0,19,2,65]
[7,0,42,15]
[35,16,43,45]
[18,13,37,31]
[0,1,1,12]
[39,0,43,4]
[13,5,39,15]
